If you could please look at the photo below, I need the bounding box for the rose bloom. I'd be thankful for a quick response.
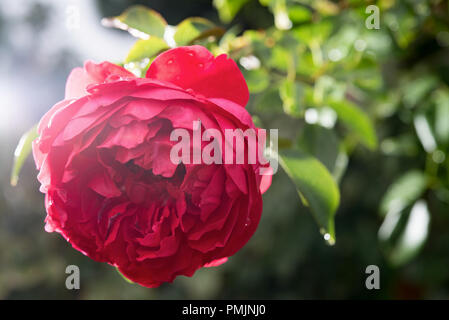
[32,45,271,287]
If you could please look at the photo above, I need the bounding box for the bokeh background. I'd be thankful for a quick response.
[2,0,449,299]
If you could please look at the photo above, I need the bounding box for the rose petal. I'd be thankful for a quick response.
[146,46,249,107]
[259,166,273,194]
[203,257,228,267]
[65,61,135,99]
[87,170,122,198]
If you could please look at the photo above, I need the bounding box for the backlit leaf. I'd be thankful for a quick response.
[279,149,340,243]
[11,125,38,186]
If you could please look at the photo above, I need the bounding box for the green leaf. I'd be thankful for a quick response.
[279,149,340,243]
[254,85,283,114]
[258,0,293,29]
[298,124,339,173]
[272,0,292,30]
[174,17,225,46]
[325,25,359,57]
[379,200,430,266]
[402,75,438,108]
[313,76,346,105]
[268,46,290,71]
[293,20,333,45]
[314,0,340,16]
[434,89,449,146]
[125,37,169,63]
[380,170,428,216]
[287,5,312,23]
[218,25,241,48]
[328,99,378,150]
[241,30,272,64]
[385,10,419,49]
[11,125,38,186]
[102,5,167,39]
[242,68,270,94]
[279,79,304,117]
[414,113,437,153]
[213,0,249,23]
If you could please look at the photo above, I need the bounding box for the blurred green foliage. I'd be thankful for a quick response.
[4,0,449,299]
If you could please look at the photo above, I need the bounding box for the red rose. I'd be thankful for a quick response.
[32,45,271,287]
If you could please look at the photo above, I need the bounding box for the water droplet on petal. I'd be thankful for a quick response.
[167,59,174,65]
[187,51,195,57]
[197,63,204,68]
[108,75,121,81]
